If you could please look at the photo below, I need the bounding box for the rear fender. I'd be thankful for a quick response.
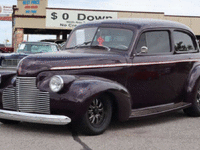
[185,65,200,102]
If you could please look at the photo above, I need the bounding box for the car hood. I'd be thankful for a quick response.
[0,53,28,67]
[1,53,28,59]
[17,48,128,76]
[0,53,28,63]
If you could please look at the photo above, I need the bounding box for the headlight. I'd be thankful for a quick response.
[49,75,64,92]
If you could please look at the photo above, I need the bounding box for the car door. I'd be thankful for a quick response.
[126,29,196,109]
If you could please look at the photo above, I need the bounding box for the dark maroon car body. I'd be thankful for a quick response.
[0,19,200,135]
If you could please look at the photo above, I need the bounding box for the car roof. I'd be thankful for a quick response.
[40,39,65,44]
[76,18,192,32]
[20,42,57,45]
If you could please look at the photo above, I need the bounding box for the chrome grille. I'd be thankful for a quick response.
[2,77,50,114]
[2,87,17,110]
[1,59,20,67]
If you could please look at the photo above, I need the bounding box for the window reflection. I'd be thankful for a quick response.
[174,31,195,52]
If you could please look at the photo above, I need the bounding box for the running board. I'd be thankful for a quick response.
[129,102,192,119]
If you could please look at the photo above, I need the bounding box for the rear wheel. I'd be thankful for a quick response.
[184,81,200,116]
[78,94,112,135]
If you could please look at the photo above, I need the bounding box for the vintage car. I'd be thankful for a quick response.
[40,39,66,49]
[0,44,14,53]
[0,42,59,70]
[0,19,200,135]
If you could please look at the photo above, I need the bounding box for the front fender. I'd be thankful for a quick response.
[38,74,131,122]
[66,76,131,121]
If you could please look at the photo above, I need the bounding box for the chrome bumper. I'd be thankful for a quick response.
[0,109,71,125]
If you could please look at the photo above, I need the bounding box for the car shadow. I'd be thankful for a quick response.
[0,122,72,136]
[108,110,188,131]
[0,110,189,136]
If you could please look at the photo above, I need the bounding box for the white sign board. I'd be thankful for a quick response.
[0,5,13,15]
[46,9,118,29]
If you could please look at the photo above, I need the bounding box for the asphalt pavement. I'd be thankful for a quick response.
[0,110,200,150]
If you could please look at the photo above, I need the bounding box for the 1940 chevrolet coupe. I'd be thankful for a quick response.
[0,19,200,135]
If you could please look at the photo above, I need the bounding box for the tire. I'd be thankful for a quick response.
[78,94,112,135]
[0,119,20,124]
[184,80,200,116]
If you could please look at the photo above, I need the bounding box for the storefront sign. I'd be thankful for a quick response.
[22,0,40,14]
[0,6,2,14]
[0,5,13,15]
[46,9,118,29]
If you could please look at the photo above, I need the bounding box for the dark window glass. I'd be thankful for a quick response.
[136,31,171,54]
[174,31,195,52]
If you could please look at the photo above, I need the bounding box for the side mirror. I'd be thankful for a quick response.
[141,46,148,53]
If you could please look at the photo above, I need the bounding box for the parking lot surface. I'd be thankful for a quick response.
[0,111,200,150]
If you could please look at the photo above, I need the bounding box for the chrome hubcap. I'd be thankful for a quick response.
[88,98,105,125]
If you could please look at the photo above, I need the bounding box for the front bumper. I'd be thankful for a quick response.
[0,109,71,125]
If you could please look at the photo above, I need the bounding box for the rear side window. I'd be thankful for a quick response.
[174,31,196,52]
[136,31,171,54]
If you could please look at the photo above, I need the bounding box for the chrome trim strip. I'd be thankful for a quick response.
[0,67,17,71]
[0,109,71,125]
[50,59,200,70]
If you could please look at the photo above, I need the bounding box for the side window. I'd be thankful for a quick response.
[136,31,171,54]
[174,31,196,52]
[136,34,146,53]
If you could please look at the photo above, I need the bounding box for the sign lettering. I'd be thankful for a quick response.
[0,5,13,15]
[46,9,118,29]
[23,0,40,14]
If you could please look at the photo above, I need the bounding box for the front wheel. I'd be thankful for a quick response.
[78,94,112,135]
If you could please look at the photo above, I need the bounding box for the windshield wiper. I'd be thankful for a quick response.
[75,41,92,49]
[91,45,111,51]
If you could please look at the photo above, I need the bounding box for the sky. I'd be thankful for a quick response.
[0,0,200,45]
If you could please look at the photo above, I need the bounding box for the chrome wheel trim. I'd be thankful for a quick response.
[88,98,105,126]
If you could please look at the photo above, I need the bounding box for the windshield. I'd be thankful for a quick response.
[65,27,133,50]
[17,44,58,54]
